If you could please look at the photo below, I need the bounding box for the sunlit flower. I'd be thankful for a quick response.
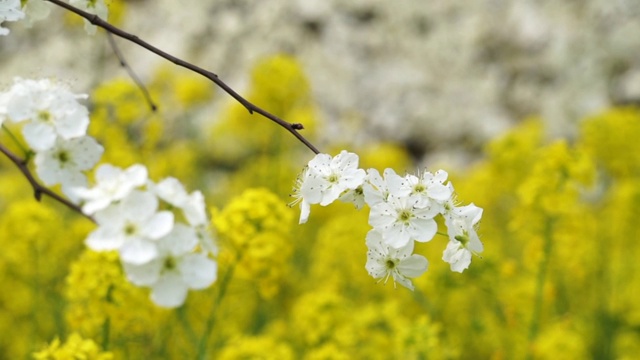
[72,164,148,214]
[386,169,453,211]
[123,224,217,308]
[363,168,397,207]
[368,193,439,248]
[442,203,483,272]
[86,190,174,265]
[1,78,89,151]
[34,136,103,197]
[365,229,428,291]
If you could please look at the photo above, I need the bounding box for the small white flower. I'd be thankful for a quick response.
[368,193,439,248]
[0,0,25,36]
[123,224,218,308]
[86,190,174,265]
[1,78,89,151]
[363,168,398,207]
[442,203,484,273]
[302,150,366,206]
[72,164,148,214]
[365,229,428,291]
[34,135,103,192]
[387,169,453,211]
[292,150,366,224]
[151,177,208,226]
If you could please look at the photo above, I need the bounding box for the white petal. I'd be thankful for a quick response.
[153,177,188,206]
[141,211,174,240]
[159,223,198,256]
[122,190,158,221]
[120,239,159,265]
[85,227,124,251]
[22,121,56,151]
[122,259,162,286]
[66,136,103,170]
[398,255,429,278]
[150,274,189,308]
[298,198,311,224]
[178,254,217,289]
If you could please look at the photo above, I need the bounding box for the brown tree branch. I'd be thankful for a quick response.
[0,142,95,222]
[46,0,320,154]
[106,31,157,112]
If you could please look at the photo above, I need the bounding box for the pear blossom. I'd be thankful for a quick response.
[368,193,439,248]
[0,78,89,151]
[291,150,366,223]
[71,164,147,214]
[123,224,217,308]
[0,0,24,36]
[386,169,453,211]
[442,203,484,272]
[365,230,428,291]
[86,190,174,265]
[289,166,313,224]
[363,168,397,207]
[34,136,103,200]
[302,150,366,206]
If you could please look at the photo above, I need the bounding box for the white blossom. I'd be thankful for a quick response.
[442,203,484,273]
[86,190,174,265]
[0,78,89,151]
[34,136,103,201]
[365,229,428,291]
[123,224,217,308]
[368,193,439,248]
[292,150,366,224]
[72,164,148,214]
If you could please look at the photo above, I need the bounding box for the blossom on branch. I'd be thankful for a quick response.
[365,229,428,291]
[442,203,484,272]
[290,150,366,224]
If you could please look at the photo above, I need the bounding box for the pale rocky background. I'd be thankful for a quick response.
[2,0,640,166]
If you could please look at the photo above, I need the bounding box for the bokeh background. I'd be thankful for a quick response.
[1,0,640,358]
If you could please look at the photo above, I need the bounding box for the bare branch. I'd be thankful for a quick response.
[46,0,321,154]
[0,142,95,222]
[106,32,157,112]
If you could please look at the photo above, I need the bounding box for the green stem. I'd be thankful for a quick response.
[526,217,555,360]
[195,259,238,360]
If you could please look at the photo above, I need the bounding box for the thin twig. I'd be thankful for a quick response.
[106,32,157,112]
[0,142,95,222]
[46,0,320,154]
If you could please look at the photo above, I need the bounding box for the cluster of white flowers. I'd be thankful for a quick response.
[0,78,218,308]
[0,78,103,200]
[292,150,484,290]
[0,0,106,36]
[73,164,218,308]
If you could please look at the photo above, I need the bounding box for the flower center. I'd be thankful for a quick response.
[56,150,70,163]
[398,209,413,223]
[124,222,138,236]
[454,232,470,247]
[164,256,176,270]
[327,173,339,183]
[413,184,426,193]
[37,110,52,123]
[385,259,398,270]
